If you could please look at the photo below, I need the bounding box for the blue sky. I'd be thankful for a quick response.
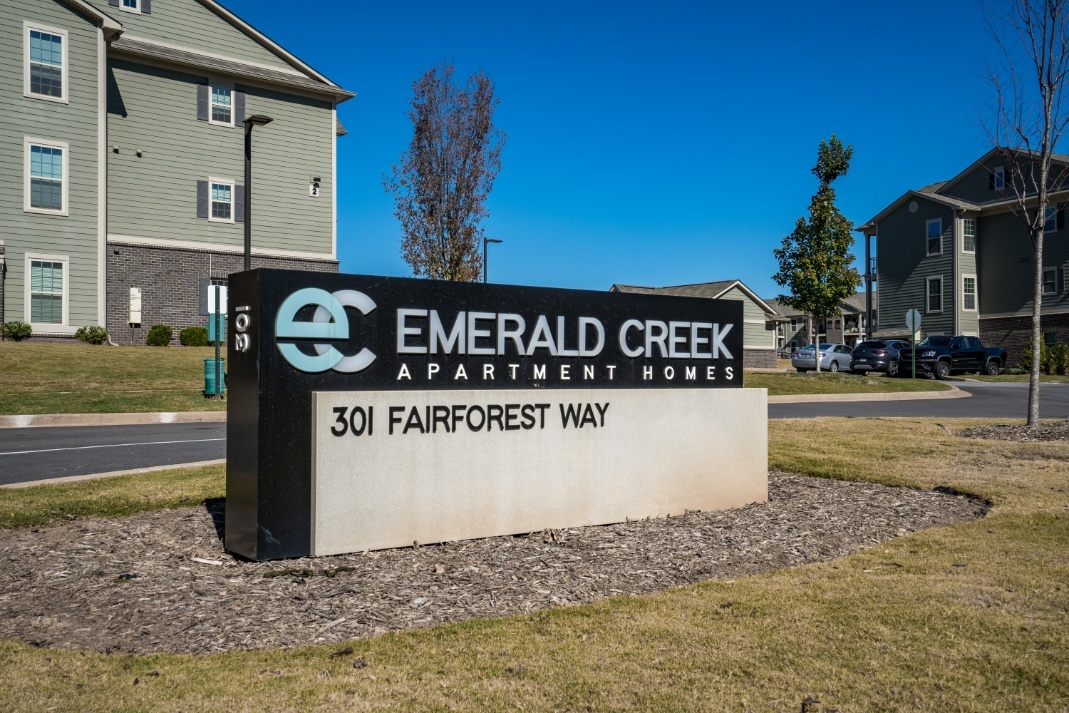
[224,0,1004,299]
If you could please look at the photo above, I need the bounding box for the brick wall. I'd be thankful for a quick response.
[106,242,338,346]
[743,348,777,369]
[980,313,1069,367]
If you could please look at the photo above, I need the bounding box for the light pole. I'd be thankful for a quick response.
[243,114,273,271]
[483,238,502,283]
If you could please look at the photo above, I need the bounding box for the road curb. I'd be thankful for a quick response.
[0,411,226,429]
[0,459,226,489]
[767,384,969,404]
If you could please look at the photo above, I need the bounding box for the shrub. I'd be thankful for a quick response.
[75,325,109,345]
[179,326,209,347]
[1,321,32,342]
[146,324,173,346]
[1022,341,1050,373]
[1051,344,1069,376]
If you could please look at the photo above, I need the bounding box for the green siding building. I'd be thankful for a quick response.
[858,148,1069,366]
[1,0,353,344]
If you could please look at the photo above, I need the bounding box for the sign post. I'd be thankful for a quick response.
[905,309,922,379]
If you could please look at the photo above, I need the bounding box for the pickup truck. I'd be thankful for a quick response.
[898,335,1007,379]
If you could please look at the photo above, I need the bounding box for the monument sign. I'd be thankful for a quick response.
[226,269,768,561]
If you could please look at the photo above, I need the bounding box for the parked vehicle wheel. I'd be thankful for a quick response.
[887,360,900,377]
[935,361,950,380]
[985,360,1001,376]
[829,361,839,372]
[796,368,807,373]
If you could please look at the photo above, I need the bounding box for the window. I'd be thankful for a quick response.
[927,276,943,313]
[24,138,67,215]
[992,166,1005,190]
[962,275,977,311]
[1043,267,1060,295]
[26,256,67,326]
[1045,206,1063,233]
[24,24,67,102]
[790,318,798,331]
[121,0,141,11]
[926,219,942,255]
[211,86,232,125]
[210,180,233,222]
[962,218,976,253]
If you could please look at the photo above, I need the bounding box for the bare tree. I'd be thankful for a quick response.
[384,62,506,281]
[983,0,1069,425]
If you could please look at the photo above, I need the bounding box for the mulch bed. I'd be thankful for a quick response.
[0,471,986,655]
[961,421,1069,442]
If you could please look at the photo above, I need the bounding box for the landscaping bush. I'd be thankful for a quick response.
[1022,341,1050,373]
[1,321,32,342]
[75,325,109,345]
[179,326,209,347]
[146,324,173,346]
[1051,344,1069,376]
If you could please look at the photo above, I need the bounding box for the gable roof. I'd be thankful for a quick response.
[763,291,876,317]
[934,146,1069,197]
[60,0,124,36]
[611,280,778,315]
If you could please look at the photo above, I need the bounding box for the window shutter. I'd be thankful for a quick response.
[108,0,119,6]
[197,85,208,121]
[1058,207,1065,231]
[988,172,994,190]
[1059,267,1065,294]
[235,184,245,222]
[142,0,151,13]
[197,180,209,218]
[234,91,246,126]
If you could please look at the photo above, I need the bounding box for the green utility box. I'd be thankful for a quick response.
[204,357,225,397]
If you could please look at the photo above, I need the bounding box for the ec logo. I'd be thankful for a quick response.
[275,288,376,373]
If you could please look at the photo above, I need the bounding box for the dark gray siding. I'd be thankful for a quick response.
[958,216,979,335]
[876,197,955,336]
[942,156,1069,205]
[106,58,334,256]
[1,0,100,332]
[85,0,296,72]
[978,211,1069,316]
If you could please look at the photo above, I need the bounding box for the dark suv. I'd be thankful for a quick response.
[849,340,911,376]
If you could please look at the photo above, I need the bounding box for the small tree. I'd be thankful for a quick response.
[773,135,861,372]
[384,61,506,281]
[981,0,1069,426]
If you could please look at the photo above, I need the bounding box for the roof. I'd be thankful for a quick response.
[935,147,1069,196]
[60,0,124,36]
[763,291,875,317]
[109,36,355,100]
[612,280,779,315]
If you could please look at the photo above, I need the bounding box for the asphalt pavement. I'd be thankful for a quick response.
[1,381,1067,487]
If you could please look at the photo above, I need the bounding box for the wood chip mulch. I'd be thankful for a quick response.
[961,421,1069,442]
[0,471,986,655]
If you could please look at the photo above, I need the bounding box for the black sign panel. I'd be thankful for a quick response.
[226,269,744,561]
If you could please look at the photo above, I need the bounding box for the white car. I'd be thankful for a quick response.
[791,343,853,372]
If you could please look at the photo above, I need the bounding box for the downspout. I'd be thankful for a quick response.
[864,228,873,340]
[0,243,6,338]
[952,209,960,336]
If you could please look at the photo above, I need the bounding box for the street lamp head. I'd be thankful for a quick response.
[485,238,503,245]
[244,114,274,127]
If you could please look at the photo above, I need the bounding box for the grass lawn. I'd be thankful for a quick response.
[747,370,952,395]
[1,418,1066,710]
[966,373,1069,383]
[0,341,226,415]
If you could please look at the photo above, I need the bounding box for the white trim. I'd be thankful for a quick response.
[331,104,338,260]
[24,253,71,330]
[97,26,107,326]
[107,233,335,261]
[118,0,142,14]
[961,274,977,312]
[207,177,235,222]
[952,214,959,335]
[926,275,943,314]
[925,218,942,256]
[24,137,69,216]
[208,81,235,127]
[1042,266,1059,295]
[24,21,69,104]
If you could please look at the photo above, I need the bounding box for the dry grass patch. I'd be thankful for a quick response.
[0,341,225,414]
[747,371,951,395]
[0,419,1066,711]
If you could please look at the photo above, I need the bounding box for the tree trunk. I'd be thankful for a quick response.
[1028,227,1044,426]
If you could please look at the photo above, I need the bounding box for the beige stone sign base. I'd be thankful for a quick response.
[311,388,768,556]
